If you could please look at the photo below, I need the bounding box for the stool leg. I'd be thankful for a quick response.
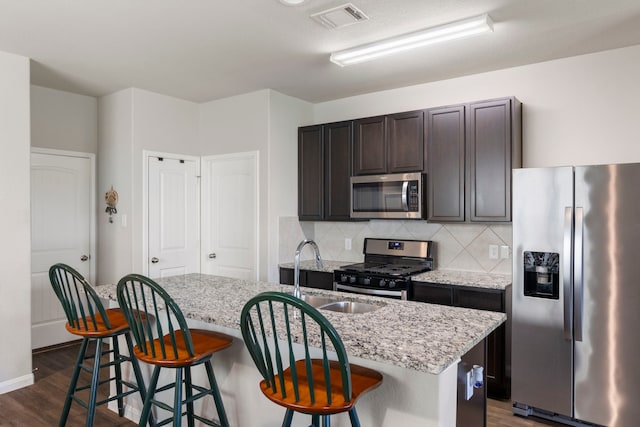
[321,415,330,427]
[204,360,229,427]
[174,367,183,427]
[124,334,154,427]
[59,338,90,427]
[139,366,160,427]
[347,408,361,427]
[112,336,125,416]
[311,414,320,426]
[282,409,294,427]
[185,366,194,427]
[86,338,103,427]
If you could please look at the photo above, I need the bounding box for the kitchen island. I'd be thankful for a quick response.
[97,273,505,427]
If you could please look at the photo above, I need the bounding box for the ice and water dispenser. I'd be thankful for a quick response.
[523,251,560,299]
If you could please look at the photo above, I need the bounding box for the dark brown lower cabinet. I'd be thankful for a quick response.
[410,281,511,399]
[279,267,334,291]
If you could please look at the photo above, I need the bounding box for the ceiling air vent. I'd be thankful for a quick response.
[310,3,369,29]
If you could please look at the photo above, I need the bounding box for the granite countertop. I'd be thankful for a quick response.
[96,273,504,376]
[279,260,349,273]
[412,270,512,290]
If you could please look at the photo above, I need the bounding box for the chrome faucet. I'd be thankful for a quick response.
[293,239,324,299]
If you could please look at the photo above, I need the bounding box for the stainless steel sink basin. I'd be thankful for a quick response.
[318,301,381,314]
[301,294,338,308]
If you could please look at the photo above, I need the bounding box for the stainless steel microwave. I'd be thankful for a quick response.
[350,172,424,219]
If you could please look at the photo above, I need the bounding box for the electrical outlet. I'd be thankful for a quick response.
[345,238,352,250]
[489,245,499,259]
[500,245,510,259]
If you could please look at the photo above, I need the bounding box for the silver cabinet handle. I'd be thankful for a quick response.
[80,255,90,262]
[151,257,159,264]
[208,253,217,259]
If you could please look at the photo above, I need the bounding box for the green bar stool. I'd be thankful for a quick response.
[240,291,383,427]
[116,274,233,427]
[48,263,151,427]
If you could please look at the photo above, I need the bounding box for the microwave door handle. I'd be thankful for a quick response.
[401,181,409,211]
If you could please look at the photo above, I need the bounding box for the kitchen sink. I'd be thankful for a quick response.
[317,301,381,314]
[300,294,383,314]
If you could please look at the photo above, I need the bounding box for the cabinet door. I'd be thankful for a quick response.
[387,110,424,173]
[298,125,324,220]
[468,98,514,222]
[426,105,466,222]
[324,121,352,220]
[453,287,504,312]
[305,271,335,290]
[353,116,387,175]
[410,282,453,305]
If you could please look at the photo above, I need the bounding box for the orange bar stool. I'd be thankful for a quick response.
[240,291,383,427]
[116,274,233,427]
[48,263,151,427]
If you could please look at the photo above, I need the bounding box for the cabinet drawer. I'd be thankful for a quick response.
[411,282,453,305]
[454,288,504,312]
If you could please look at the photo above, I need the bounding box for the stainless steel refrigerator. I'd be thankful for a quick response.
[512,163,640,427]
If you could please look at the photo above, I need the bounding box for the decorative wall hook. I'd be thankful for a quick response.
[105,186,119,223]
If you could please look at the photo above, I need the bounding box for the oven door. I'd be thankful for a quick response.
[335,283,407,300]
[351,172,423,219]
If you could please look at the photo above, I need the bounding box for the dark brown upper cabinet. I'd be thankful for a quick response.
[353,110,424,176]
[426,97,522,223]
[426,105,466,222]
[298,121,352,221]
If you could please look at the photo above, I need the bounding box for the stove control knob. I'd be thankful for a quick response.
[379,279,387,287]
[389,280,397,288]
[348,276,357,284]
[362,277,371,286]
[340,274,348,282]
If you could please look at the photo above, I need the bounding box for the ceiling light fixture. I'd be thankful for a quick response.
[279,0,307,6]
[330,14,494,67]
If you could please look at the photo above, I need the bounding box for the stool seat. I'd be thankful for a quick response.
[65,308,130,337]
[134,329,233,367]
[260,359,382,415]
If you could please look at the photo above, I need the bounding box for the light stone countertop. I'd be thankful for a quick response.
[411,270,512,290]
[96,273,505,376]
[279,260,350,273]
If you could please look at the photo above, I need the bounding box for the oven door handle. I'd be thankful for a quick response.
[336,283,406,299]
[401,181,409,211]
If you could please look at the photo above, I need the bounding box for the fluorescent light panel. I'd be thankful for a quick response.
[330,14,493,67]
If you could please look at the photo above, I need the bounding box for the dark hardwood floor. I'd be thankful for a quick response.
[0,342,564,426]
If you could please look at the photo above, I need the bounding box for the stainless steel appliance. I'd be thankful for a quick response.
[350,172,424,219]
[512,163,640,426]
[334,238,433,299]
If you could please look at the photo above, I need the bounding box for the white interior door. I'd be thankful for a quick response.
[202,152,258,280]
[147,156,200,278]
[31,151,94,349]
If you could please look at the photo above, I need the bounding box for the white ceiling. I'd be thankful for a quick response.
[1,0,640,103]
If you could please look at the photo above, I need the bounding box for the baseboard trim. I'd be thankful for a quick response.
[0,373,34,395]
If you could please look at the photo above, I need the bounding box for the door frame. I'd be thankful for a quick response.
[31,147,97,283]
[201,151,260,280]
[142,150,201,276]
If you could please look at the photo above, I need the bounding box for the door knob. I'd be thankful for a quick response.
[151,257,159,264]
[80,255,90,262]
[208,253,217,259]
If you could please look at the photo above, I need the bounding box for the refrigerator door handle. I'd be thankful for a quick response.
[563,206,574,341]
[574,207,584,342]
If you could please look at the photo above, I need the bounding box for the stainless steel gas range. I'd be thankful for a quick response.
[334,238,434,300]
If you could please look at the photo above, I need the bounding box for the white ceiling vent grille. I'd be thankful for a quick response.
[310,3,369,30]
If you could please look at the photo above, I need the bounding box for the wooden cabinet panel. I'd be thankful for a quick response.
[353,116,387,175]
[468,98,517,222]
[298,125,324,220]
[454,287,504,312]
[279,267,334,290]
[324,121,352,221]
[387,110,424,173]
[411,282,454,305]
[426,105,466,222]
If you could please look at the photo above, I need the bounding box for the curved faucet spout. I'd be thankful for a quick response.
[293,239,324,299]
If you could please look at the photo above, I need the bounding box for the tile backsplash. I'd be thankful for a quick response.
[279,216,512,275]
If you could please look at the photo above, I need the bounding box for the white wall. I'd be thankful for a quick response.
[97,89,199,285]
[31,85,98,153]
[0,51,33,393]
[314,44,640,168]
